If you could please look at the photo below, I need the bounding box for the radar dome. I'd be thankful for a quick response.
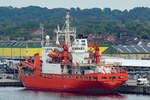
[46,35,50,40]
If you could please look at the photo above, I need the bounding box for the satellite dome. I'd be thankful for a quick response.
[46,35,50,40]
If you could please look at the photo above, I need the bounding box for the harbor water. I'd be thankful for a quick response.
[0,87,150,100]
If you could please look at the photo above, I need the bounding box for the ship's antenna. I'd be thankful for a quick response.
[56,25,60,44]
[65,12,71,46]
[55,12,76,46]
[40,23,44,46]
[26,41,28,56]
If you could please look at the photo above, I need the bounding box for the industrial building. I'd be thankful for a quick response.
[0,41,109,58]
[102,44,150,80]
[1,41,150,78]
[0,41,42,58]
[103,44,150,57]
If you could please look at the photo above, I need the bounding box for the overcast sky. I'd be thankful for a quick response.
[0,0,150,10]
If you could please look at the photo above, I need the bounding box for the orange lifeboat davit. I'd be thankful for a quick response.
[48,50,59,58]
[47,44,69,64]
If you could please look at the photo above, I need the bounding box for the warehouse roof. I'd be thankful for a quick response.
[0,40,57,48]
[103,44,150,54]
[0,41,41,48]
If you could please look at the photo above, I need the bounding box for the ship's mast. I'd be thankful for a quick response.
[65,12,71,46]
[55,12,76,47]
[40,23,44,47]
[26,41,28,56]
[56,25,60,45]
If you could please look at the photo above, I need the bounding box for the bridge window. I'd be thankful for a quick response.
[81,40,85,42]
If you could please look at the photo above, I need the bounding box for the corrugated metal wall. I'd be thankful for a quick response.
[0,47,108,57]
[1,47,149,57]
[0,48,42,57]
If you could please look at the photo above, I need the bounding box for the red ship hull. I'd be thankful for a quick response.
[19,73,127,93]
[16,53,127,93]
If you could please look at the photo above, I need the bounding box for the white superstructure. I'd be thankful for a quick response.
[71,39,89,64]
[42,47,62,74]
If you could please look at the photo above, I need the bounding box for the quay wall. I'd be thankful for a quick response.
[117,85,150,94]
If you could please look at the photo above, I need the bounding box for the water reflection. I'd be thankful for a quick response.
[22,88,125,100]
[1,87,150,100]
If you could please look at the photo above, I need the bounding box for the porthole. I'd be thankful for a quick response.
[102,76,107,79]
[44,74,48,78]
[119,76,124,79]
[49,75,52,78]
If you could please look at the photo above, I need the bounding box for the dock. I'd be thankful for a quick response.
[0,79,23,87]
[116,80,150,94]
[117,85,150,94]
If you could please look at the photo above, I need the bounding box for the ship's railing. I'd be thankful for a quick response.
[116,68,126,74]
[102,66,126,74]
[101,55,150,60]
[41,73,98,80]
[77,63,116,67]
